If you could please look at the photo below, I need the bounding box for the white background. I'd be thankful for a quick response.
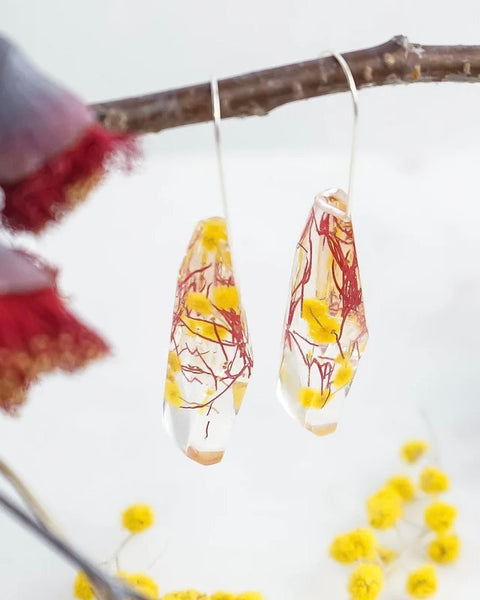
[1,1,480,598]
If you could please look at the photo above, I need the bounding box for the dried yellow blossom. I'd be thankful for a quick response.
[302,297,340,343]
[330,528,376,563]
[424,501,457,533]
[406,565,437,598]
[213,285,240,312]
[428,534,460,563]
[297,386,330,409]
[367,487,403,529]
[165,378,183,407]
[183,316,229,341]
[73,571,94,600]
[376,545,397,564]
[118,572,159,599]
[121,503,154,534]
[167,351,182,375]
[333,358,354,388]
[419,466,449,494]
[387,474,415,501]
[401,440,429,463]
[185,292,213,316]
[348,564,384,600]
[200,218,227,251]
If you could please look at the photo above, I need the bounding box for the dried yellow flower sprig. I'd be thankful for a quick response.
[329,439,461,599]
[73,504,264,600]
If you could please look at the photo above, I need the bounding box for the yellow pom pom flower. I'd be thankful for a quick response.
[419,466,449,494]
[297,386,330,409]
[428,534,460,563]
[406,565,437,598]
[200,218,227,251]
[185,292,213,316]
[330,532,356,564]
[73,571,94,600]
[424,501,457,533]
[121,503,155,534]
[400,440,428,464]
[387,474,415,501]
[367,487,403,529]
[330,528,376,563]
[118,572,159,599]
[165,378,183,407]
[348,564,384,600]
[210,592,236,600]
[236,593,263,600]
[212,285,240,312]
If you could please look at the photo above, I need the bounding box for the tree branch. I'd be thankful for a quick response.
[92,35,480,135]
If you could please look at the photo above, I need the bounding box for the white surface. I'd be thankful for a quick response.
[1,1,480,598]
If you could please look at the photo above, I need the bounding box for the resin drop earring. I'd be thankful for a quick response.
[277,53,368,436]
[163,79,253,466]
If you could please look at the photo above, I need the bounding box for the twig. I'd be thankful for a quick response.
[92,35,480,134]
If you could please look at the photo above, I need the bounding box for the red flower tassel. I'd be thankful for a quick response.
[0,243,109,413]
[0,35,139,233]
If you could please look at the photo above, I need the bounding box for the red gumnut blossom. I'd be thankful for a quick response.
[0,242,109,413]
[0,35,139,233]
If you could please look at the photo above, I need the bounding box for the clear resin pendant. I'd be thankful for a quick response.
[163,217,253,465]
[278,188,368,436]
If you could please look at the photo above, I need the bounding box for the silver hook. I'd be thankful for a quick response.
[210,79,229,224]
[325,51,359,217]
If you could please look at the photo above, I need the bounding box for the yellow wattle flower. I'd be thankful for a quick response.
[212,285,240,312]
[182,316,229,341]
[121,503,155,534]
[330,528,376,563]
[73,571,94,600]
[236,593,263,600]
[367,486,403,530]
[165,377,183,407]
[185,291,213,316]
[301,297,340,344]
[387,474,415,501]
[297,386,331,409]
[406,565,437,598]
[118,572,159,599]
[428,533,460,563]
[424,501,457,533]
[348,564,384,600]
[210,592,236,600]
[167,351,182,375]
[419,466,449,494]
[333,358,354,388]
[200,218,227,251]
[400,439,428,463]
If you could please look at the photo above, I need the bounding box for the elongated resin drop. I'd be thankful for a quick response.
[163,217,253,465]
[278,189,368,436]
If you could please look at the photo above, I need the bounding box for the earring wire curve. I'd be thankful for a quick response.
[325,52,359,217]
[210,79,230,225]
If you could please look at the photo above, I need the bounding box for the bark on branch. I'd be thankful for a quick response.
[92,35,480,135]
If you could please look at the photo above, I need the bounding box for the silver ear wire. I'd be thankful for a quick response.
[210,79,229,224]
[325,52,359,217]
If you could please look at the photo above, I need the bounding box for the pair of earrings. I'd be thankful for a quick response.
[163,55,368,466]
